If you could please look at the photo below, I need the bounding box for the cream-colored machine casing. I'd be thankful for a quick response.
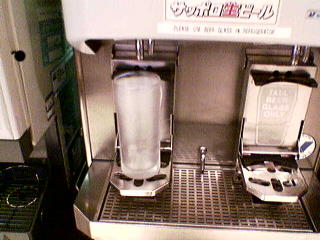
[0,0,62,144]
[62,0,320,54]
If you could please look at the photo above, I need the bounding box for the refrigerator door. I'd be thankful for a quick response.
[0,3,30,140]
[1,0,69,144]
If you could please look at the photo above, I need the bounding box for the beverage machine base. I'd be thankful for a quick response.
[73,123,320,240]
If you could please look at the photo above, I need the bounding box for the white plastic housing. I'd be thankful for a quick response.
[62,0,320,54]
[0,3,30,140]
[0,0,56,144]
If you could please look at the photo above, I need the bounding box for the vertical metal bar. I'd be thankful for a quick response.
[136,39,144,60]
[302,47,311,64]
[291,45,302,65]
[75,51,93,166]
[291,46,311,65]
[148,39,155,56]
[314,148,320,178]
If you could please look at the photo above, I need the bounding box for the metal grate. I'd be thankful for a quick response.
[0,165,46,233]
[100,168,312,231]
[0,184,40,232]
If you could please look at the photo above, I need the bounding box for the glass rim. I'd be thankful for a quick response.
[113,71,160,81]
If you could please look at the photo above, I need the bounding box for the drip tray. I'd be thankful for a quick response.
[100,167,312,232]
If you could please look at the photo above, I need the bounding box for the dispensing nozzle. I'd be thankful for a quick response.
[136,39,144,60]
[199,146,207,174]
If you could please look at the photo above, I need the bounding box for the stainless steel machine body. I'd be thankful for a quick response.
[71,42,320,240]
[61,0,320,239]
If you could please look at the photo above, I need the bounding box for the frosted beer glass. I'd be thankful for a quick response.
[114,72,161,179]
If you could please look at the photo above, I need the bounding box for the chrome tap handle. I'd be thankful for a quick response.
[291,45,311,65]
[148,39,155,56]
[291,45,302,66]
[199,146,207,174]
[136,39,144,60]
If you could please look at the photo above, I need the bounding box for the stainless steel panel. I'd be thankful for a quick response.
[75,51,93,165]
[175,42,246,124]
[80,43,116,160]
[173,122,237,165]
[301,170,320,231]
[83,223,320,240]
[75,161,112,221]
[304,50,320,168]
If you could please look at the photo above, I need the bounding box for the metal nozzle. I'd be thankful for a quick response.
[291,45,311,65]
[136,39,144,60]
[199,146,207,174]
[148,39,155,56]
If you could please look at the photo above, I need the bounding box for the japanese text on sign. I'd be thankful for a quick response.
[166,0,280,24]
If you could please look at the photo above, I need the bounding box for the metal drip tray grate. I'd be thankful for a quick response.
[0,165,46,233]
[100,167,312,231]
[0,184,40,232]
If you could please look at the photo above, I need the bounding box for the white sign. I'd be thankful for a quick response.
[158,22,291,38]
[165,0,280,24]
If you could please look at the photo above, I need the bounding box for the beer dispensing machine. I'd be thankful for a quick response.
[61,0,320,239]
